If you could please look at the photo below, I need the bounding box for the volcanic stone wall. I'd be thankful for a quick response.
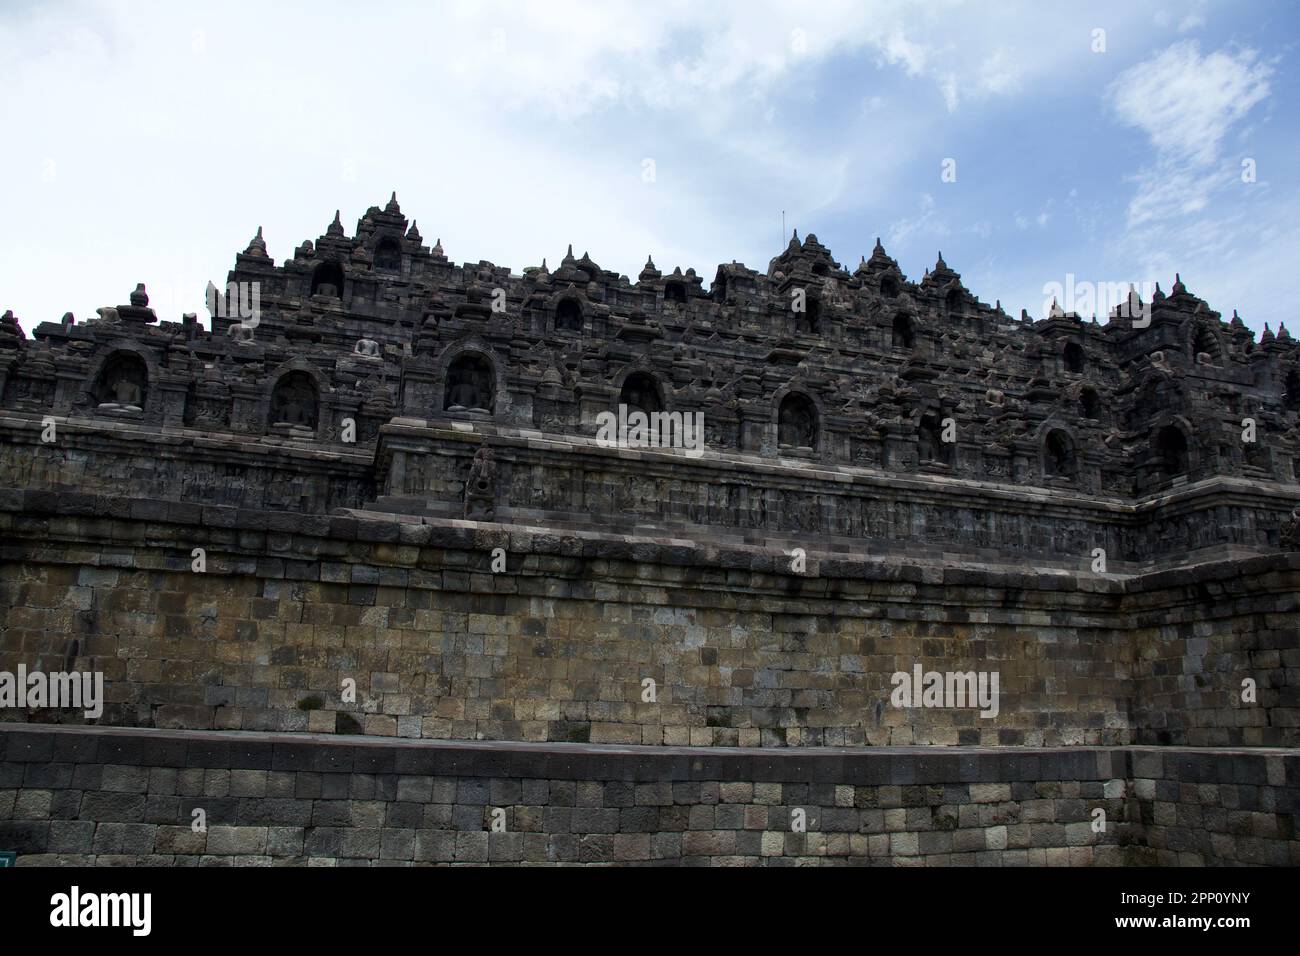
[1129,562,1300,746]
[0,726,1294,866]
[3,410,1295,573]
[2,489,1295,749]
[0,414,375,514]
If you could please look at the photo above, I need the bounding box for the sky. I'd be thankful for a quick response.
[1,0,1297,336]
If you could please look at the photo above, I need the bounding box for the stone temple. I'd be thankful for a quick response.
[0,194,1296,865]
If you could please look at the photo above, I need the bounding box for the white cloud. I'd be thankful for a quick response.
[940,74,961,112]
[1108,41,1271,168]
[1107,40,1273,237]
[886,193,949,250]
[1176,1,1209,32]
[1098,37,1288,335]
[879,29,930,76]
[977,49,1023,97]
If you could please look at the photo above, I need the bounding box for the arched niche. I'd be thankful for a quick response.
[268,370,319,429]
[1080,387,1102,421]
[712,274,729,303]
[892,313,915,349]
[618,370,666,445]
[1063,342,1085,374]
[374,237,402,273]
[944,288,963,318]
[918,410,953,466]
[777,392,818,452]
[444,352,495,414]
[794,294,821,334]
[310,260,345,298]
[93,351,148,409]
[555,296,584,332]
[663,281,687,305]
[1043,429,1077,480]
[1155,424,1189,477]
[619,371,663,416]
[1286,368,1300,413]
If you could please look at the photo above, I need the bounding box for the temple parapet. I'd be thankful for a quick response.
[1,198,1298,567]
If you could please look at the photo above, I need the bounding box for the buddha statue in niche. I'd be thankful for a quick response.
[270,373,319,429]
[778,396,815,450]
[95,353,147,411]
[444,355,493,414]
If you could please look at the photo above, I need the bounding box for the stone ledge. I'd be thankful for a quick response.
[4,724,1296,785]
[5,487,1298,596]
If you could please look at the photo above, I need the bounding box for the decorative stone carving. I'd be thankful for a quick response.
[1281,508,1300,550]
[0,310,22,349]
[188,364,231,427]
[464,444,497,520]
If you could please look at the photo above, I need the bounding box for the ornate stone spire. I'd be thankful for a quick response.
[385,191,401,214]
[862,237,899,277]
[553,244,589,283]
[244,226,268,257]
[407,220,422,243]
[130,283,149,308]
[327,210,344,238]
[0,309,23,348]
[432,237,445,258]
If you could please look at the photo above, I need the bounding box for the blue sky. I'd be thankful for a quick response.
[1,0,1297,334]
